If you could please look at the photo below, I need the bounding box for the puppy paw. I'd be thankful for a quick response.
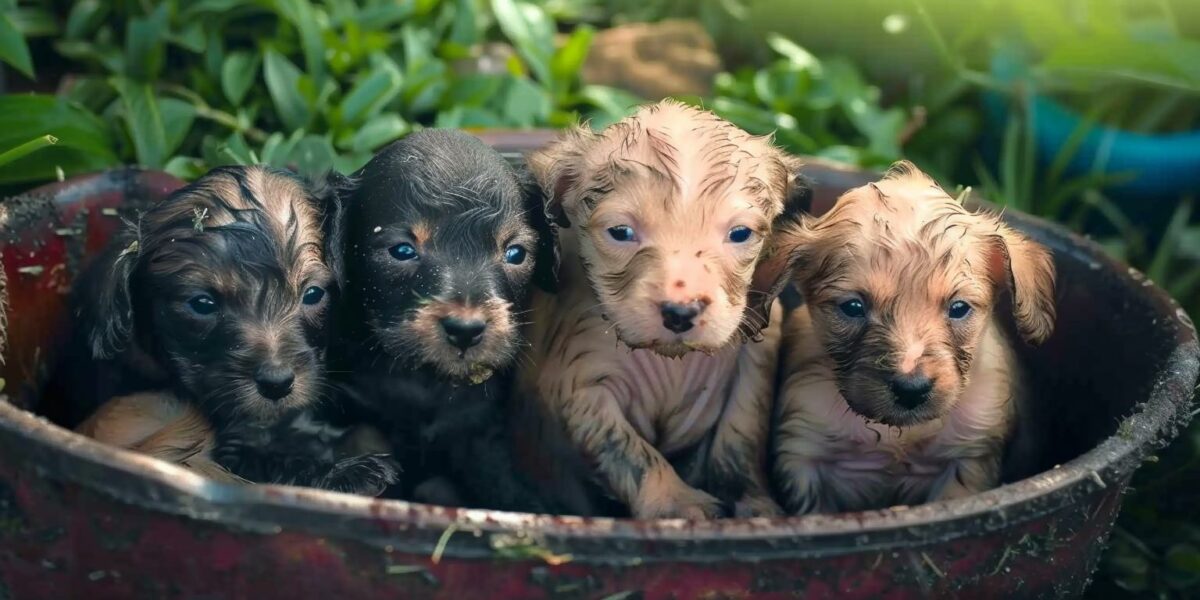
[320,454,401,497]
[732,493,784,518]
[633,481,723,520]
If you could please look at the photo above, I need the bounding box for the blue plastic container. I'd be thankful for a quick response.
[985,48,1200,199]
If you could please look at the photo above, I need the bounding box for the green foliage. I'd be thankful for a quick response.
[2,0,638,183]
[705,33,909,169]
[0,95,117,184]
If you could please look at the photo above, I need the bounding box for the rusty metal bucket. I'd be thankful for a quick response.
[0,139,1195,599]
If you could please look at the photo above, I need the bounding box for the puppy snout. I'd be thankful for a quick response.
[440,316,487,350]
[255,363,296,401]
[660,300,706,334]
[889,371,933,409]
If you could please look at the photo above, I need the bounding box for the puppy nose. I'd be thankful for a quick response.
[890,372,933,409]
[441,317,487,350]
[660,301,705,333]
[255,364,295,400]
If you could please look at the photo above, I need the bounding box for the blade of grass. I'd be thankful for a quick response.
[0,134,57,168]
[1073,190,1144,258]
[1000,112,1023,210]
[1168,263,1200,302]
[1020,90,1037,214]
[1045,99,1112,191]
[972,154,1004,205]
[1044,171,1133,219]
[1148,197,1194,283]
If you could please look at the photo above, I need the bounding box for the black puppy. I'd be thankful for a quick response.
[326,129,556,510]
[61,165,397,494]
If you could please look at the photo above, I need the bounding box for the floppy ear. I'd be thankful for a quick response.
[987,225,1057,345]
[311,170,355,290]
[517,166,560,293]
[526,124,595,229]
[85,231,142,360]
[740,157,814,340]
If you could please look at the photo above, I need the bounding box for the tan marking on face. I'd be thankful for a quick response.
[411,221,432,245]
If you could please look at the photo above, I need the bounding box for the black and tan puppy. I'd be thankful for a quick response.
[65,166,397,494]
[327,129,556,510]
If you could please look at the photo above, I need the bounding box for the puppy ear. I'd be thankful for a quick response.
[781,155,815,216]
[518,166,560,293]
[311,170,355,289]
[739,156,813,340]
[86,230,142,360]
[527,124,595,228]
[987,225,1057,345]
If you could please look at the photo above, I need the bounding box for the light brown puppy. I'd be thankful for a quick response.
[77,392,246,484]
[520,100,808,519]
[772,161,1055,514]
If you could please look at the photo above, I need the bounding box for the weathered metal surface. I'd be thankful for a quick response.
[0,155,1194,599]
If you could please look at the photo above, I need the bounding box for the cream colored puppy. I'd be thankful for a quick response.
[773,162,1055,514]
[519,100,809,519]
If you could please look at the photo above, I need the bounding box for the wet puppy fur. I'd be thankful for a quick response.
[63,166,397,494]
[324,129,556,510]
[530,101,808,355]
[772,161,1055,513]
[519,100,811,519]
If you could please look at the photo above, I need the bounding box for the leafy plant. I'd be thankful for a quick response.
[704,33,911,169]
[0,0,639,185]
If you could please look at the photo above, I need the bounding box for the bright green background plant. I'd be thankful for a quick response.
[0,0,641,185]
[2,0,1199,596]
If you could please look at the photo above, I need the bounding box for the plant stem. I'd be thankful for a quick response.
[156,83,269,143]
[0,135,58,168]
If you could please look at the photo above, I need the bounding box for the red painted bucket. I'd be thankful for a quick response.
[0,137,1195,599]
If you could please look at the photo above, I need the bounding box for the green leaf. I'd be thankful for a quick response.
[289,134,337,177]
[491,0,555,86]
[579,85,640,123]
[0,95,117,184]
[0,11,34,79]
[65,0,108,39]
[163,156,208,180]
[339,57,404,125]
[170,22,208,53]
[445,75,504,108]
[125,2,169,81]
[263,49,312,131]
[550,26,594,94]
[259,130,303,166]
[0,135,57,169]
[447,0,478,47]
[273,0,326,85]
[111,77,169,168]
[160,99,198,158]
[219,132,258,165]
[221,51,261,105]
[13,7,59,38]
[496,76,551,127]
[348,114,410,153]
[766,33,822,75]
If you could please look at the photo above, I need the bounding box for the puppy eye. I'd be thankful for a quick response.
[504,244,528,265]
[607,225,637,243]
[302,286,326,306]
[838,299,866,319]
[948,300,972,320]
[727,226,753,243]
[389,242,418,261]
[186,294,218,316]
